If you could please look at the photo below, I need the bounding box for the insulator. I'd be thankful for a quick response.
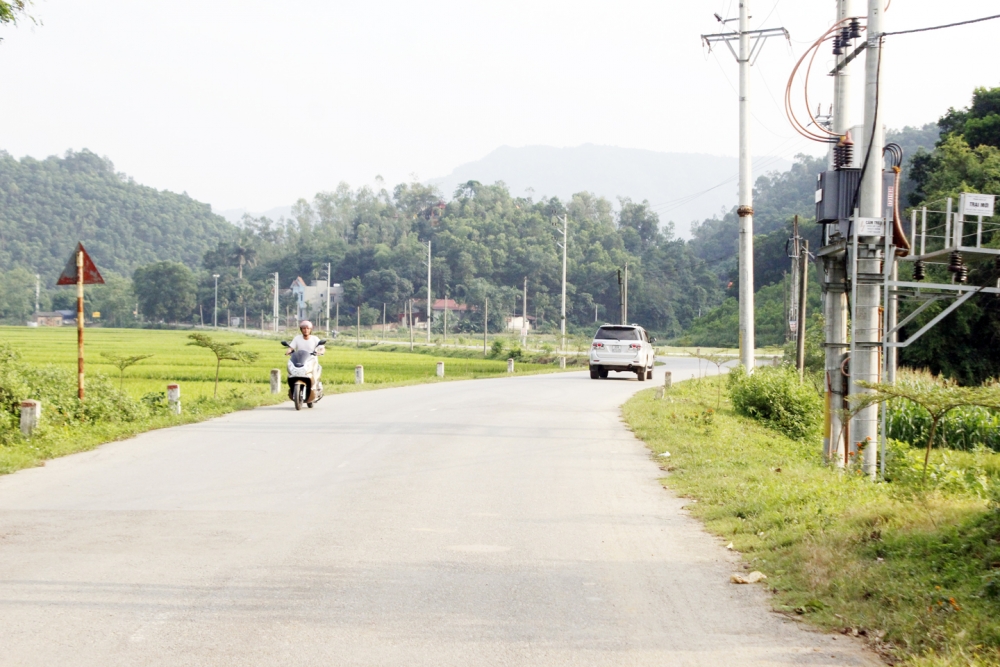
[840,27,851,46]
[832,36,843,56]
[913,260,925,281]
[849,18,862,40]
[833,138,854,170]
[947,250,965,275]
[959,265,969,283]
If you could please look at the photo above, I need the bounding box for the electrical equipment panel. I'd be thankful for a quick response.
[816,170,896,236]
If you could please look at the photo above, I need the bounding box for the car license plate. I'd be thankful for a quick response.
[611,345,621,353]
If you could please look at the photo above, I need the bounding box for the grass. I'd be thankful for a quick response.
[622,376,1000,667]
[0,325,558,474]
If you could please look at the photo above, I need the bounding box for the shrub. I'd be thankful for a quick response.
[727,364,821,439]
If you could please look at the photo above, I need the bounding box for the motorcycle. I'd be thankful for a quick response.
[280,340,326,410]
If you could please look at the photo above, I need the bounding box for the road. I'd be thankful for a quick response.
[0,360,875,666]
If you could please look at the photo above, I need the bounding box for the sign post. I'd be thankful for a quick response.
[57,243,104,400]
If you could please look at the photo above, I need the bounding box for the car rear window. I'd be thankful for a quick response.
[595,327,640,340]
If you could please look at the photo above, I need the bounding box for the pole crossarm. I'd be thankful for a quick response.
[828,40,867,76]
[886,287,986,348]
[702,27,789,63]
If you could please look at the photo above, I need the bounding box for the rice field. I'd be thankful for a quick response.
[0,326,552,401]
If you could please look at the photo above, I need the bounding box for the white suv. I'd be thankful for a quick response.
[588,324,656,381]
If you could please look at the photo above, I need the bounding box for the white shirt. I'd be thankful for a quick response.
[289,334,324,355]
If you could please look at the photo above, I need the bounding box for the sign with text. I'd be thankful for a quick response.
[963,193,995,217]
[855,217,885,237]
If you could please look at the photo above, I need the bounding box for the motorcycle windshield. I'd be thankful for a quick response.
[289,350,311,367]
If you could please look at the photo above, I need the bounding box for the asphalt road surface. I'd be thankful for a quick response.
[0,359,877,666]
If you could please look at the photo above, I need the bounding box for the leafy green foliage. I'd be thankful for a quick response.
[0,0,29,25]
[0,150,233,280]
[133,261,197,323]
[99,352,154,390]
[727,364,821,439]
[852,374,1000,478]
[187,333,259,397]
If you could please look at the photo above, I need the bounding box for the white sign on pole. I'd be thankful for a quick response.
[962,193,995,217]
[855,217,885,237]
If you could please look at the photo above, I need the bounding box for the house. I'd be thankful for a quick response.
[505,315,534,332]
[290,278,343,321]
[32,311,65,327]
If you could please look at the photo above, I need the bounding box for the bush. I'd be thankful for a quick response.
[727,364,821,439]
[0,342,148,442]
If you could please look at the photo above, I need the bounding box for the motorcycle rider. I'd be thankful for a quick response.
[286,320,325,356]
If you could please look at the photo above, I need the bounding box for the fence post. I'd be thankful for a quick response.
[436,361,444,378]
[20,400,40,436]
[270,369,281,394]
[559,356,566,369]
[663,371,672,391]
[167,384,181,414]
[355,365,364,384]
[507,358,514,373]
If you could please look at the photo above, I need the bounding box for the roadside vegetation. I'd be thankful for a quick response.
[623,370,1000,667]
[0,326,556,475]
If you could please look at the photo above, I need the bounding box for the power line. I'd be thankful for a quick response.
[883,13,1000,37]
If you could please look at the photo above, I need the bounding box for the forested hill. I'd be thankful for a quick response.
[0,150,234,282]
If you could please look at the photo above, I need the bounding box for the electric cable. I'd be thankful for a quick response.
[883,13,1000,37]
[784,17,856,143]
[848,35,885,235]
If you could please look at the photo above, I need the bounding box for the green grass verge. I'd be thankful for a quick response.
[0,326,562,475]
[622,376,1000,667]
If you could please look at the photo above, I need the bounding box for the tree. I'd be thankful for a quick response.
[0,1,30,26]
[133,261,197,323]
[229,237,258,280]
[186,333,259,398]
[850,381,1000,479]
[100,352,154,390]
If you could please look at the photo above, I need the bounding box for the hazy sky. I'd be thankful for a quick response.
[1,1,998,212]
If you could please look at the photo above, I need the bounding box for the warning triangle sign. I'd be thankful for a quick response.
[57,243,105,285]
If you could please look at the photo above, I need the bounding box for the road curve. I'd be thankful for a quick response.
[0,361,876,666]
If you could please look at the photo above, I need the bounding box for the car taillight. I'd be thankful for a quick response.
[592,342,604,348]
[629,343,641,349]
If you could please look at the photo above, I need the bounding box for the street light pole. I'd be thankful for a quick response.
[212,274,220,328]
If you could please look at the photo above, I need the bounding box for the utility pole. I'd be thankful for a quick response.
[212,274,220,327]
[427,240,432,343]
[796,240,809,380]
[821,0,855,466]
[852,0,885,479]
[790,215,801,343]
[382,302,386,342]
[617,269,624,324]
[326,263,331,333]
[272,272,279,332]
[408,299,414,351]
[34,274,40,313]
[483,297,488,356]
[623,262,629,324]
[702,4,789,372]
[522,277,528,347]
[558,214,568,360]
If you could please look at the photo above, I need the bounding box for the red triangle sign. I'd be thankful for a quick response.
[57,243,105,285]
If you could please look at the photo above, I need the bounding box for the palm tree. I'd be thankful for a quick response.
[229,238,257,279]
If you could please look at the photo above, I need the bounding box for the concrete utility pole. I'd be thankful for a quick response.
[821,0,854,466]
[852,0,885,479]
[212,274,220,327]
[326,263,331,333]
[796,241,809,380]
[427,240,432,343]
[483,297,488,356]
[272,272,279,332]
[702,4,788,371]
[34,274,40,313]
[522,277,528,347]
[408,299,414,351]
[559,214,568,359]
[623,262,629,324]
